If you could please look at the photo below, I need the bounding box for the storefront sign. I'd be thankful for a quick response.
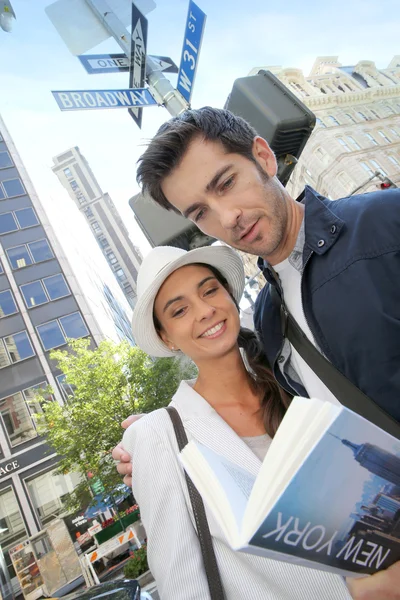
[0,460,20,478]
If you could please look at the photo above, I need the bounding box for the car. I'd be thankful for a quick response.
[51,579,145,600]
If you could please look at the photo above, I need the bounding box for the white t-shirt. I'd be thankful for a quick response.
[274,257,341,406]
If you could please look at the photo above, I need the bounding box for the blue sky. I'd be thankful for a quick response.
[1,0,399,254]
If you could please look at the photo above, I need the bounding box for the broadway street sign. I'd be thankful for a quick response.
[52,88,158,111]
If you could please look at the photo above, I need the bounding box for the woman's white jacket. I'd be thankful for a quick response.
[122,380,352,600]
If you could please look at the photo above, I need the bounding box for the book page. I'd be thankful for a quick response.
[182,443,256,529]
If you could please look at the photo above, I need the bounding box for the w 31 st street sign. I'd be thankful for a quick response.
[52,88,158,111]
[177,1,206,103]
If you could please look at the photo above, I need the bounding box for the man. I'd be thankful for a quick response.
[113,107,400,598]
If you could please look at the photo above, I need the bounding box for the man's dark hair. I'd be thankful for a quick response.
[136,107,258,213]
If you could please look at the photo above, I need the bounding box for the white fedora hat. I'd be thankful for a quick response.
[132,245,245,357]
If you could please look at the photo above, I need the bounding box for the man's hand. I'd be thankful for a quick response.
[347,560,400,599]
[111,414,144,487]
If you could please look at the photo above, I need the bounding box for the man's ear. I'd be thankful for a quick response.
[252,136,278,178]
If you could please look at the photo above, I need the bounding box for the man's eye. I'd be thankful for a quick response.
[220,176,234,191]
[194,208,206,222]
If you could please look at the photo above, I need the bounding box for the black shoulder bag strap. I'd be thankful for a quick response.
[270,285,400,440]
[165,406,225,600]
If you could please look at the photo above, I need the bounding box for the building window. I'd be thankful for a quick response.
[316,118,326,128]
[385,105,395,115]
[389,128,399,138]
[63,167,73,178]
[360,161,374,176]
[328,116,340,126]
[29,239,54,263]
[106,251,118,265]
[37,320,65,350]
[7,244,33,269]
[15,207,39,229]
[115,268,127,281]
[0,383,48,447]
[0,330,35,368]
[365,133,378,146]
[0,151,13,169]
[20,274,70,308]
[370,159,387,175]
[0,290,18,318]
[43,273,70,300]
[369,109,380,119]
[70,180,79,191]
[20,280,48,307]
[357,112,369,121]
[348,136,361,150]
[388,156,399,166]
[0,260,3,274]
[0,212,18,234]
[337,137,351,152]
[0,488,26,555]
[345,113,356,123]
[91,221,101,233]
[83,206,94,219]
[37,312,89,351]
[1,178,26,198]
[98,236,109,248]
[60,312,89,339]
[378,130,391,143]
[56,374,75,401]
[0,208,39,234]
[26,469,82,527]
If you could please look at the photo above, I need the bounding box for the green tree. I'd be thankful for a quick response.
[36,338,196,512]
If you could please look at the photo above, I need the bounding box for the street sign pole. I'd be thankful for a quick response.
[83,0,188,117]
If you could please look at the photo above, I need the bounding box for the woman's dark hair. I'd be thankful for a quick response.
[136,107,258,214]
[153,262,290,437]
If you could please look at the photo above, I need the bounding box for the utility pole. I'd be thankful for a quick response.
[83,0,189,116]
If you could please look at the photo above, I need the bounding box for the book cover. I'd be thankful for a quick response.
[248,409,400,575]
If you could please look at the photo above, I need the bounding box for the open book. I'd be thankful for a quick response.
[180,397,400,577]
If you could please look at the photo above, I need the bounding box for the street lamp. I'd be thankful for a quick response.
[0,1,16,32]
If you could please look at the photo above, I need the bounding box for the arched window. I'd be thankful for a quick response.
[337,138,351,152]
[345,113,356,123]
[369,109,380,119]
[378,130,391,143]
[348,136,361,150]
[328,116,340,126]
[357,112,368,121]
[365,133,378,146]
[316,118,326,128]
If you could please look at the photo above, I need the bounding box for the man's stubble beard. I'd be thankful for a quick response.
[232,181,289,259]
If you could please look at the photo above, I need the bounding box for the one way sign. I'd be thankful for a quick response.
[129,2,148,128]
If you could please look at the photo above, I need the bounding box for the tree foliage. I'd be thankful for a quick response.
[36,338,196,511]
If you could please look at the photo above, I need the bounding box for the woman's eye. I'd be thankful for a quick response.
[204,287,218,296]
[172,308,186,318]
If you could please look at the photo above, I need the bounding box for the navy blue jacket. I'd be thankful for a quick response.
[254,186,400,422]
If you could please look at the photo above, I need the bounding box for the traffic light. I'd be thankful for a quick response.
[129,192,215,250]
[225,70,316,185]
[379,176,397,189]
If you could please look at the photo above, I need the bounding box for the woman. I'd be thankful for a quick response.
[122,244,351,599]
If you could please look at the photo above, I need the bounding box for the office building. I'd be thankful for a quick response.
[0,115,133,597]
[249,55,400,198]
[52,147,142,308]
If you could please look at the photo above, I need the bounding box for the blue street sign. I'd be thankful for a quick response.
[129,2,148,128]
[78,53,178,75]
[52,88,157,111]
[177,1,206,104]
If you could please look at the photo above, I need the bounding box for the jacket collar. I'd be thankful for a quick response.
[170,380,263,476]
[258,186,345,277]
